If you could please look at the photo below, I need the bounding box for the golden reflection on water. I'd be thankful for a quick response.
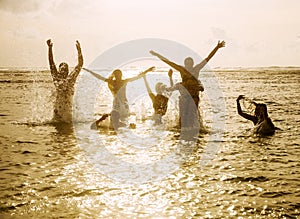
[1,68,300,218]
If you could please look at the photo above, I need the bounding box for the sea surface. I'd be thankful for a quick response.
[0,67,299,218]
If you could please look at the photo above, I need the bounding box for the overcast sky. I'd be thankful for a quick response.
[0,0,299,68]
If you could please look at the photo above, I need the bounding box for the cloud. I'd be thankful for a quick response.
[0,0,101,19]
[0,0,45,13]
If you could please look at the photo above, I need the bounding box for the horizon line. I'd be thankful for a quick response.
[0,65,300,70]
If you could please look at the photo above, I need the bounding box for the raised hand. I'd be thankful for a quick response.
[237,95,244,101]
[150,50,168,62]
[47,39,53,47]
[139,66,155,76]
[146,66,155,72]
[217,40,225,48]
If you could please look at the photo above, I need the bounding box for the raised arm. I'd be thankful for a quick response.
[236,95,257,123]
[193,41,226,73]
[68,40,84,83]
[168,69,174,87]
[126,66,155,83]
[83,67,108,82]
[150,50,185,73]
[47,39,59,80]
[143,75,154,98]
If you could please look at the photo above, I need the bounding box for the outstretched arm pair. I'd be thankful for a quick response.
[47,39,83,83]
[84,66,155,83]
[150,41,225,78]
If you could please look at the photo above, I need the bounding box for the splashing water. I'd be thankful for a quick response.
[240,96,257,116]
[29,75,54,124]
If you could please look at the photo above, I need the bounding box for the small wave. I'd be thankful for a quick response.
[21,150,34,154]
[16,140,38,144]
[264,101,277,105]
[273,119,284,122]
[12,120,70,127]
[0,80,12,83]
[260,191,292,198]
[0,68,49,73]
[6,172,29,176]
[50,189,99,199]
[223,176,269,182]
[0,79,52,84]
[37,186,56,192]
[0,202,28,212]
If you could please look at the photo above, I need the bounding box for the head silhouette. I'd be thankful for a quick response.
[113,69,122,80]
[184,57,194,70]
[59,62,69,78]
[255,103,268,119]
[155,82,166,94]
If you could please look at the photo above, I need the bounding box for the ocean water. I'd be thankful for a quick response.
[0,67,299,218]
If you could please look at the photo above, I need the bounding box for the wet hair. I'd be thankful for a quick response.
[255,103,268,118]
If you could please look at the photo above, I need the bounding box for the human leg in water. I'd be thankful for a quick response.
[111,110,126,130]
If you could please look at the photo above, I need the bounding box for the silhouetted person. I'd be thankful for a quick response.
[143,69,174,125]
[150,41,225,129]
[84,67,155,129]
[237,95,277,136]
[47,39,83,123]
